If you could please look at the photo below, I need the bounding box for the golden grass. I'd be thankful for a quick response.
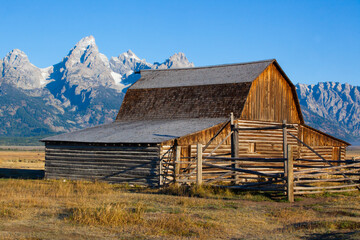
[0,179,358,239]
[347,146,360,159]
[0,150,44,169]
[0,149,359,239]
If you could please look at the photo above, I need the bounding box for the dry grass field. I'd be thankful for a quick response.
[0,150,44,170]
[0,147,359,239]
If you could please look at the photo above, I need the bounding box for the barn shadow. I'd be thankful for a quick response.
[0,168,44,179]
[301,231,360,240]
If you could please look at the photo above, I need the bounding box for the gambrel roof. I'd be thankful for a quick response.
[43,59,307,143]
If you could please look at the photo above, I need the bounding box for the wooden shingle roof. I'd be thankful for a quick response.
[132,59,274,89]
[116,60,277,121]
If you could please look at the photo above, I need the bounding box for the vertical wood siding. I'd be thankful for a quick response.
[241,63,301,123]
[45,143,160,186]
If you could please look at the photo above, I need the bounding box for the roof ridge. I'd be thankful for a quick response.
[137,59,276,74]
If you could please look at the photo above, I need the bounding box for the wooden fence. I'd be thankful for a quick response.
[293,158,360,195]
[159,115,359,202]
[160,143,360,202]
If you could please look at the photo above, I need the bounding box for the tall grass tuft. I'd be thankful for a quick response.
[68,202,144,227]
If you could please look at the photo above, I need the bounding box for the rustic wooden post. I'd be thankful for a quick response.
[283,120,288,158]
[230,113,239,184]
[174,146,181,184]
[287,145,294,202]
[159,158,163,186]
[283,120,288,178]
[196,143,203,185]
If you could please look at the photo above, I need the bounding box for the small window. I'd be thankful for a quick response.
[249,143,256,153]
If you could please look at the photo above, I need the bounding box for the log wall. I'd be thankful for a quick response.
[45,142,160,186]
[160,119,348,176]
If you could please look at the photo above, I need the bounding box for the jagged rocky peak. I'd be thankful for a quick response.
[153,52,194,69]
[296,82,360,137]
[1,49,45,89]
[4,49,30,65]
[110,50,152,76]
[53,35,115,92]
[64,35,109,69]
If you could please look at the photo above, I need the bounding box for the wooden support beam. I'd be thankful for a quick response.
[196,143,203,185]
[174,146,181,184]
[287,145,294,203]
[283,120,287,159]
[159,159,163,186]
[231,115,239,184]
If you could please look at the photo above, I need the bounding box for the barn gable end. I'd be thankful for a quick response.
[241,62,303,124]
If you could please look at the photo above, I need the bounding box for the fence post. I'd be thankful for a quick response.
[159,158,163,186]
[283,120,288,158]
[196,143,203,185]
[231,117,239,184]
[287,145,294,202]
[283,120,288,178]
[174,146,181,185]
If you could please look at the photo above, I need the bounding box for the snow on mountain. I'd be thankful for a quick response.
[53,35,117,93]
[110,50,152,77]
[153,52,194,69]
[1,49,46,89]
[0,36,196,138]
[296,82,360,141]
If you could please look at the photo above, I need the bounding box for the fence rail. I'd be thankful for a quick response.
[160,144,360,202]
[159,115,359,202]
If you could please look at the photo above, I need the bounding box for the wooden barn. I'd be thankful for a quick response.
[42,59,350,187]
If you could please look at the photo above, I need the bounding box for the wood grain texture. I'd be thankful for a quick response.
[45,143,160,186]
[241,63,302,124]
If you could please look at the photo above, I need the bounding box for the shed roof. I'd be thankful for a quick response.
[42,118,227,143]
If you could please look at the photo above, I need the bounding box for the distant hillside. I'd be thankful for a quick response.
[296,82,360,143]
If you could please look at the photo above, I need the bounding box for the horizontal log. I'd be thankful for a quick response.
[205,156,286,162]
[46,172,158,180]
[46,152,159,160]
[294,183,360,191]
[46,145,159,152]
[46,174,158,186]
[295,178,359,184]
[202,162,283,178]
[46,167,158,177]
[294,188,359,195]
[295,168,360,179]
[294,162,360,175]
[293,165,332,168]
[296,159,349,163]
[218,186,285,191]
[46,156,158,164]
[46,162,157,172]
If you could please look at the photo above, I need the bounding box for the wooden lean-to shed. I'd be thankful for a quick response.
[42,59,350,186]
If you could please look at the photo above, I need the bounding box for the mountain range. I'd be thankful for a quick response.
[0,36,359,145]
[0,36,193,141]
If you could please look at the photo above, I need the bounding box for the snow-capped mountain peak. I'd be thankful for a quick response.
[73,35,96,51]
[1,49,45,89]
[4,49,30,65]
[122,50,140,60]
[153,52,194,69]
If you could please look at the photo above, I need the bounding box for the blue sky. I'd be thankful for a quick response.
[1,0,359,85]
